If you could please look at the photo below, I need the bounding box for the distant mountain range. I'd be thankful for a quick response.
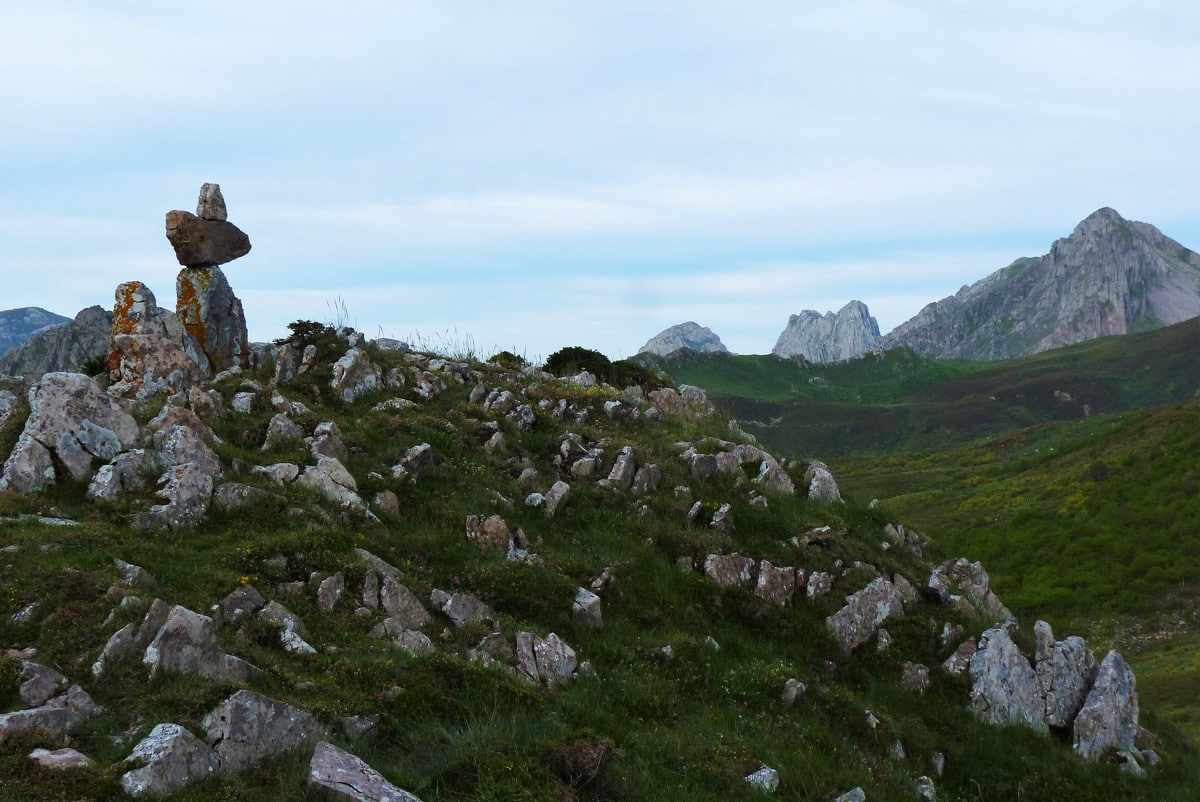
[0,307,70,355]
[642,207,1200,363]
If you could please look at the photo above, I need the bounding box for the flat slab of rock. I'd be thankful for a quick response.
[309,741,423,801]
[28,747,96,770]
[203,690,326,774]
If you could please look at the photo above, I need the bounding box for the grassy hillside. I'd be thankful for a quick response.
[831,398,1200,743]
[674,317,1200,458]
[2,337,1197,799]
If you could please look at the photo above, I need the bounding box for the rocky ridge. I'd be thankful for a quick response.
[771,300,882,363]
[881,207,1200,360]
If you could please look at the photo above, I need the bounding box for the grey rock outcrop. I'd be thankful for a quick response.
[1034,620,1098,728]
[308,741,423,801]
[202,690,326,774]
[882,208,1200,360]
[0,306,110,379]
[176,266,249,374]
[515,631,577,687]
[1073,650,1138,760]
[772,300,881,363]
[0,372,139,493]
[826,577,909,650]
[143,604,254,682]
[968,626,1047,732]
[637,321,730,357]
[0,685,100,741]
[121,723,218,797]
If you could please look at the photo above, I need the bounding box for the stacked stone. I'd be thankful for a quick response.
[166,184,251,373]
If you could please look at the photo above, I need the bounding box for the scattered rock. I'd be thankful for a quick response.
[825,577,908,651]
[515,631,577,687]
[0,685,100,741]
[28,747,96,770]
[573,587,603,630]
[121,723,218,797]
[202,690,326,774]
[308,740,423,801]
[745,764,779,793]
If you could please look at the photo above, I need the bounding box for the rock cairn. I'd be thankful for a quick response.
[167,183,251,373]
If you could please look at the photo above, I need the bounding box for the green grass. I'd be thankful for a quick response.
[2,336,1199,800]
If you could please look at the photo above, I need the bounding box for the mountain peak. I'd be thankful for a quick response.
[882,211,1200,360]
[772,300,881,362]
[637,321,729,357]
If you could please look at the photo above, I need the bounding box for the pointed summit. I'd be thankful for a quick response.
[882,210,1200,360]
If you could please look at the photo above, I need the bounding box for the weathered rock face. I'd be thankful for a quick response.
[825,577,908,650]
[202,690,326,774]
[515,631,577,687]
[0,372,139,493]
[121,723,218,797]
[1034,620,1098,729]
[176,267,249,374]
[309,741,423,801]
[804,461,843,504]
[108,282,191,375]
[637,321,730,357]
[142,605,251,681]
[968,626,1047,732]
[0,306,110,379]
[1073,650,1138,760]
[0,306,71,356]
[108,333,208,399]
[882,208,1200,360]
[772,300,881,363]
[0,685,100,741]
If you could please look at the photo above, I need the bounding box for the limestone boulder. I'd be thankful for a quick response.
[515,631,577,687]
[108,282,190,373]
[203,691,325,774]
[605,446,637,490]
[308,741,423,801]
[0,685,100,741]
[109,333,208,398]
[87,449,159,501]
[1073,650,1138,760]
[121,723,218,797]
[825,577,907,651]
[176,266,249,373]
[18,662,69,707]
[296,456,367,511]
[573,587,603,630]
[165,210,251,268]
[754,560,799,606]
[804,460,843,503]
[1034,620,1098,729]
[140,462,215,530]
[143,604,253,682]
[704,553,755,589]
[0,372,139,492]
[330,348,381,403]
[969,626,1047,732]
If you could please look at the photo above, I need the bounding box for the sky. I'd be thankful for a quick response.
[2,2,1198,362]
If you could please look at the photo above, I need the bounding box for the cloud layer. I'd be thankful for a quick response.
[2,2,1197,359]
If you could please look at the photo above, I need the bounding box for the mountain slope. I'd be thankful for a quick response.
[0,308,70,356]
[881,208,1200,360]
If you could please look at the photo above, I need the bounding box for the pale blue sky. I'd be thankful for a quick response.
[2,2,1197,360]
